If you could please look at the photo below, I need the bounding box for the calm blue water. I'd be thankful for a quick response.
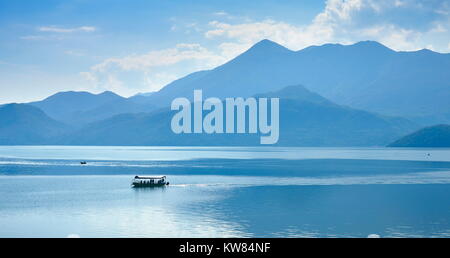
[1,146,450,238]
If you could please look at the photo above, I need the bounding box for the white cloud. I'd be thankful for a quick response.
[213,11,229,16]
[205,19,335,55]
[92,43,224,72]
[143,72,180,92]
[360,24,421,50]
[65,50,85,57]
[81,0,450,96]
[204,0,450,52]
[20,35,47,40]
[83,43,227,95]
[21,26,97,41]
[314,0,364,24]
[205,19,334,56]
[20,35,67,41]
[80,71,98,85]
[38,26,96,33]
[169,20,202,34]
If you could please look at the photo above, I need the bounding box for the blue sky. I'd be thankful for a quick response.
[1,0,450,103]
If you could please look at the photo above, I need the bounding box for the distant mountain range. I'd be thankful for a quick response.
[29,91,155,126]
[1,39,449,146]
[0,104,67,144]
[141,40,450,124]
[9,85,416,147]
[388,124,450,147]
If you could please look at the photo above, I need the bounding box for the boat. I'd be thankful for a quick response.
[80,161,87,165]
[131,176,169,187]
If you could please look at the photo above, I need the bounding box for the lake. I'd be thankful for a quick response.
[1,146,450,238]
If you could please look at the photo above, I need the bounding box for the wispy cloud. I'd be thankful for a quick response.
[91,43,223,72]
[65,50,86,57]
[20,35,66,41]
[205,0,450,53]
[21,25,97,41]
[38,26,96,33]
[212,11,229,16]
[81,0,450,96]
[82,43,226,95]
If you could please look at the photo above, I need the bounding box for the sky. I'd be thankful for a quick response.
[1,0,450,104]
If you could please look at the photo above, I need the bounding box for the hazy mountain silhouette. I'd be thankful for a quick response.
[29,91,123,123]
[62,85,418,146]
[29,91,155,125]
[3,39,445,146]
[388,124,450,147]
[0,104,67,144]
[140,40,450,124]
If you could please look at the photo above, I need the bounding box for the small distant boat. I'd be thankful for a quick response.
[132,176,169,188]
[80,161,87,165]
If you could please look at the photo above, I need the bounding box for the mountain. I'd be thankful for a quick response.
[253,84,333,104]
[29,91,123,123]
[29,91,155,125]
[62,85,418,146]
[139,39,450,124]
[0,104,67,145]
[72,98,156,125]
[128,92,156,104]
[388,124,450,147]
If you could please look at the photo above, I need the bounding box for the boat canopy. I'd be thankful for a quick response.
[134,176,166,180]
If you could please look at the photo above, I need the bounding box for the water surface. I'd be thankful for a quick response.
[1,146,450,238]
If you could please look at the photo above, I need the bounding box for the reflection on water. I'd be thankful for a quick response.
[0,176,251,237]
[0,146,450,237]
[1,175,450,237]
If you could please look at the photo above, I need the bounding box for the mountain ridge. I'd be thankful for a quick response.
[28,90,156,125]
[59,85,418,147]
[388,124,450,147]
[0,103,67,144]
[137,39,450,125]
